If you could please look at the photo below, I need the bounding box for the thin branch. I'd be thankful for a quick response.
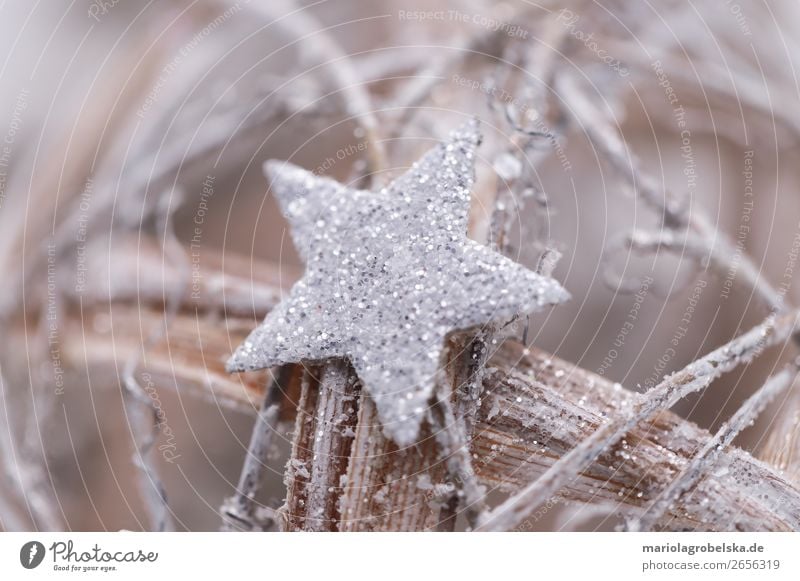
[603,39,800,142]
[49,267,800,530]
[119,190,187,532]
[760,377,800,484]
[249,0,387,175]
[601,229,707,294]
[536,247,563,278]
[387,4,534,138]
[220,365,294,531]
[476,310,800,531]
[634,361,799,531]
[121,376,173,532]
[557,73,785,313]
[0,370,62,531]
[430,357,488,530]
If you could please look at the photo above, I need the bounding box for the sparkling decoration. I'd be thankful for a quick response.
[227,120,569,445]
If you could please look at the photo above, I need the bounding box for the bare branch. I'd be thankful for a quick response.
[47,256,800,530]
[476,310,800,531]
[221,365,295,531]
[633,361,799,530]
[760,377,800,485]
[281,361,360,531]
[248,0,387,175]
[557,73,785,313]
[430,356,488,530]
[387,5,535,138]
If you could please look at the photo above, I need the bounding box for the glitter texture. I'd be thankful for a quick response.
[227,120,569,445]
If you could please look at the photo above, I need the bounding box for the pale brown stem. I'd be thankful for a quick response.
[476,311,800,531]
[34,242,800,531]
[281,361,360,531]
[635,363,799,531]
[221,365,296,531]
[760,377,800,485]
[52,298,800,531]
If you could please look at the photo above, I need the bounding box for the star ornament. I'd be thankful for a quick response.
[227,120,569,445]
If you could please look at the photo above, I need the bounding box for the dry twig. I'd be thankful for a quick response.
[45,247,800,531]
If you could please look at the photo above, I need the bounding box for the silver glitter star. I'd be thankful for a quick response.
[227,120,569,445]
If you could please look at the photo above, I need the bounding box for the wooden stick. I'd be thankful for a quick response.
[477,311,800,531]
[281,361,360,531]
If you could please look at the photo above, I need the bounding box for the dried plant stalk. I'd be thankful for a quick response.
[221,365,297,531]
[557,73,785,312]
[47,254,800,531]
[761,378,800,484]
[480,345,800,531]
[477,310,800,531]
[6,0,800,536]
[247,0,386,175]
[280,361,360,531]
[338,396,445,531]
[635,363,799,531]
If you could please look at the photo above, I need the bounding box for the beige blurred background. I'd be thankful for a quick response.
[1,0,799,530]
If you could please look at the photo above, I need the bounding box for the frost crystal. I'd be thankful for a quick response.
[227,120,569,445]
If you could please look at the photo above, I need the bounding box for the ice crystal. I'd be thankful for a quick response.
[227,120,569,445]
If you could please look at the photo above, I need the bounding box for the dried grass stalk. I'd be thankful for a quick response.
[47,248,800,531]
